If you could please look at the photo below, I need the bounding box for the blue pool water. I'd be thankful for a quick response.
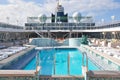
[24,48,99,75]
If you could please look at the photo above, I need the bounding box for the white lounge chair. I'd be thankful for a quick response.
[0,53,8,61]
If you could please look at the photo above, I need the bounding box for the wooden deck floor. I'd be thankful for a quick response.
[0,70,35,77]
[87,71,120,78]
[0,46,35,68]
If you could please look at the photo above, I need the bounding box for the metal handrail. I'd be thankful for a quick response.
[82,52,88,71]
[36,51,40,80]
[25,21,120,31]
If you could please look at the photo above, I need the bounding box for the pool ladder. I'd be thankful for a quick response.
[82,52,88,70]
[82,51,88,80]
[53,52,88,77]
[53,53,70,75]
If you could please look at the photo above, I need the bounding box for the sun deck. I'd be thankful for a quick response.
[81,45,120,70]
[0,46,35,68]
[87,71,120,78]
[0,70,35,77]
[84,45,120,65]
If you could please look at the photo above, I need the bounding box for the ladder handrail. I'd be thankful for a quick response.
[82,51,88,71]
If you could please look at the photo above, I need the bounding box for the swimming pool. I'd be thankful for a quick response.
[24,48,99,75]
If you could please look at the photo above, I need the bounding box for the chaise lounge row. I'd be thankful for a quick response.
[0,46,28,61]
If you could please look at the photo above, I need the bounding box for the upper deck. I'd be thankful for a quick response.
[0,21,120,33]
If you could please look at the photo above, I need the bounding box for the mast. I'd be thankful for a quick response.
[57,0,60,5]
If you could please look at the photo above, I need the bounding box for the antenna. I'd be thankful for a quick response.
[111,15,115,22]
[57,0,61,5]
[57,0,59,5]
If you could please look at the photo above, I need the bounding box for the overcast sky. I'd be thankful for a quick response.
[0,0,120,26]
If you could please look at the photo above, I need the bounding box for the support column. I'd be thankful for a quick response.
[69,30,72,38]
[47,30,50,38]
[5,32,9,41]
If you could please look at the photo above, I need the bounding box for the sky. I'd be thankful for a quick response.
[0,0,120,26]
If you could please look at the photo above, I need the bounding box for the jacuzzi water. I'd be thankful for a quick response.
[24,48,99,75]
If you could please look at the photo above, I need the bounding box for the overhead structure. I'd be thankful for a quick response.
[26,1,92,23]
[51,0,68,23]
[25,0,95,33]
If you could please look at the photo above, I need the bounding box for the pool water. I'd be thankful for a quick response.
[24,48,99,75]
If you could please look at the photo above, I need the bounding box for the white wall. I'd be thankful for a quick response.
[69,38,81,46]
[29,38,58,47]
[29,38,81,47]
